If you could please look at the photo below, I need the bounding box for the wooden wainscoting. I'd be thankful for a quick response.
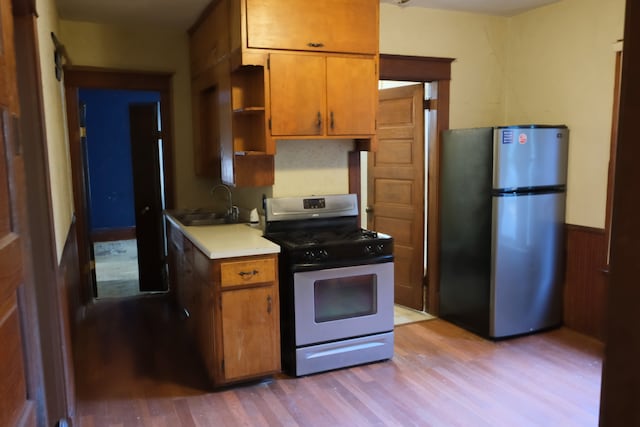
[564,224,608,342]
[57,218,82,424]
[62,219,83,325]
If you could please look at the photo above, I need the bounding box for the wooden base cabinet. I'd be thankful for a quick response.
[220,285,280,381]
[212,254,280,385]
[167,224,281,387]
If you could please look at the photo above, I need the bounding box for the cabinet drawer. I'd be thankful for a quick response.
[220,257,276,287]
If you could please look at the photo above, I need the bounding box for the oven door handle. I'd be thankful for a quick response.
[291,255,394,272]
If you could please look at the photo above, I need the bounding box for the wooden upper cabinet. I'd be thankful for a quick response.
[269,53,325,136]
[269,53,377,137]
[245,0,379,55]
[326,56,377,136]
[189,0,380,185]
[0,0,17,112]
[189,0,230,78]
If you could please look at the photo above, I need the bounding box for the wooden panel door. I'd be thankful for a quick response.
[326,56,377,136]
[269,53,325,136]
[246,0,378,55]
[221,285,280,381]
[368,84,425,310]
[129,103,166,291]
[0,0,36,424]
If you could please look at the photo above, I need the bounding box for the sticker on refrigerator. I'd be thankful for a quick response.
[502,130,514,144]
[519,133,528,144]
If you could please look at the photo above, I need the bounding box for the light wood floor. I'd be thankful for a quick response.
[73,296,603,427]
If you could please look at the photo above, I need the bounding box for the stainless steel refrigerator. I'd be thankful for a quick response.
[439,125,569,338]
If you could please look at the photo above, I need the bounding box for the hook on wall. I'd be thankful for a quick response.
[50,32,72,81]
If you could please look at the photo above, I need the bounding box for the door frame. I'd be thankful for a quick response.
[12,0,77,425]
[349,54,453,315]
[64,67,175,304]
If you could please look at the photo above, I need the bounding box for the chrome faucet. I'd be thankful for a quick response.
[210,184,239,223]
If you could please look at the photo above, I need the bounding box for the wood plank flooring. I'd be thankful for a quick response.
[73,296,603,427]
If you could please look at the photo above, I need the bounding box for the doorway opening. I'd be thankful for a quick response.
[361,81,431,313]
[349,54,453,316]
[79,89,165,298]
[64,68,175,305]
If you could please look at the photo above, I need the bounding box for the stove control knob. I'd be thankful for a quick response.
[304,249,329,262]
[304,250,316,262]
[365,244,385,256]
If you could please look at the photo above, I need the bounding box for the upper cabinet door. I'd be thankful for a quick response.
[189,0,230,78]
[269,53,326,136]
[0,0,16,111]
[246,0,379,55]
[326,56,377,136]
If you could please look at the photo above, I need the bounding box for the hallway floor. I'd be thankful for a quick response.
[94,239,140,298]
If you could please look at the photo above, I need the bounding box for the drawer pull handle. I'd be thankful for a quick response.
[267,295,272,314]
[307,42,324,48]
[238,269,259,279]
[316,111,322,128]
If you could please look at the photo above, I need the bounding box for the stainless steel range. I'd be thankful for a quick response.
[264,194,394,376]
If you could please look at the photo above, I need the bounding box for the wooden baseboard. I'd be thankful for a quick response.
[91,227,136,242]
[564,224,608,342]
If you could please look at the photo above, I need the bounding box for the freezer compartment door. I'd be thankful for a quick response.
[493,127,568,190]
[490,192,565,338]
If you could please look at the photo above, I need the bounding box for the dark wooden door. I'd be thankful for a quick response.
[368,84,425,310]
[129,103,166,291]
[0,0,37,423]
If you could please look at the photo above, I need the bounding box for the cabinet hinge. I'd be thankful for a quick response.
[80,126,87,138]
[268,117,272,130]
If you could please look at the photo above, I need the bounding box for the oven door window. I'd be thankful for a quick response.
[293,263,394,346]
[314,274,377,322]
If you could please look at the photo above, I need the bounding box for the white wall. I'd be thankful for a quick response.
[380,0,625,229]
[380,4,509,128]
[36,0,74,260]
[58,20,212,210]
[36,0,625,254]
[504,0,625,227]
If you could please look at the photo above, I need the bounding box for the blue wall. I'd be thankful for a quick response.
[79,89,161,232]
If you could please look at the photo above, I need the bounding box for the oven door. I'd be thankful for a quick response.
[293,262,394,346]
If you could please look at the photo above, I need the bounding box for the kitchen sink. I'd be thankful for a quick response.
[169,210,231,226]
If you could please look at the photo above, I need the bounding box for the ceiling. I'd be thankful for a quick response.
[56,0,561,32]
[380,0,560,16]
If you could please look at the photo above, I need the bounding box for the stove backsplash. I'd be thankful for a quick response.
[274,139,355,197]
[212,139,358,222]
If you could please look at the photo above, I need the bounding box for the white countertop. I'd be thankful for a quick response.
[166,215,280,259]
